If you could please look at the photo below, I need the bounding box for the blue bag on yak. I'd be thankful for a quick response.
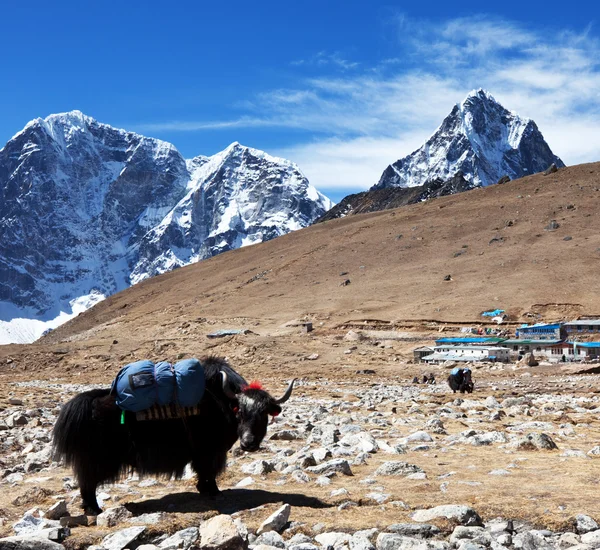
[111,358,205,412]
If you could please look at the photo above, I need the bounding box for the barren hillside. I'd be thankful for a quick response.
[35,161,600,348]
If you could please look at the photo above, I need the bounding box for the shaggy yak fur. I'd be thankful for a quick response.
[447,368,474,394]
[52,357,295,514]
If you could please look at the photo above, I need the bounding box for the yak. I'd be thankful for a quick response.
[447,367,474,394]
[52,357,295,514]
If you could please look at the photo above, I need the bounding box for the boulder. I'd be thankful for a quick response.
[256,505,291,535]
[101,526,146,550]
[97,505,133,528]
[375,462,423,477]
[512,433,558,451]
[411,505,482,526]
[0,536,65,549]
[198,515,247,550]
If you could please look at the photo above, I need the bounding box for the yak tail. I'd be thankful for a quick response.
[52,388,111,467]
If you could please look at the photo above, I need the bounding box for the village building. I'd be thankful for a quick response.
[421,345,510,364]
[413,346,434,363]
[515,323,565,340]
[541,341,600,362]
[435,337,507,346]
[563,320,600,336]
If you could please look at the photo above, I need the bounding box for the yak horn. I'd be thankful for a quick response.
[221,371,236,400]
[275,378,296,404]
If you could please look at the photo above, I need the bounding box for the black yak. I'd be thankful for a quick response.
[447,367,474,393]
[52,357,295,514]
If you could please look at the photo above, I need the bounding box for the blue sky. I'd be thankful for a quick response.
[1,0,599,203]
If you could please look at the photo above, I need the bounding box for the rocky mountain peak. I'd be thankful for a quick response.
[0,113,331,343]
[374,90,563,190]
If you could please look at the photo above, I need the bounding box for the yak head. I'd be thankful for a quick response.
[221,372,296,452]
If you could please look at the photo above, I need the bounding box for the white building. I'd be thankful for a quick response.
[422,345,510,364]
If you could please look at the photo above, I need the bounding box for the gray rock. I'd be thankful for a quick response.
[339,432,379,453]
[405,431,433,443]
[97,505,133,528]
[375,462,423,477]
[449,526,491,546]
[256,504,291,535]
[386,524,440,538]
[242,460,274,475]
[376,533,449,550]
[199,515,247,550]
[349,534,375,550]
[581,529,600,545]
[0,536,65,549]
[411,505,483,526]
[129,512,168,525]
[159,527,199,549]
[270,430,302,441]
[254,531,285,548]
[306,459,353,476]
[315,532,351,548]
[512,433,558,451]
[512,530,553,549]
[576,515,599,534]
[101,526,146,550]
[288,545,319,550]
[44,501,68,521]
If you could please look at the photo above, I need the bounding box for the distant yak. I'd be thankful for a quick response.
[52,356,295,514]
[447,367,474,393]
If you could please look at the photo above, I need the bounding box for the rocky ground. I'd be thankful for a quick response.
[2,328,600,550]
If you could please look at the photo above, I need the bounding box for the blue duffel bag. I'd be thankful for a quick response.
[111,358,205,412]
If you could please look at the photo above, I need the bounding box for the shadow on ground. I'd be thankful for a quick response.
[125,488,331,515]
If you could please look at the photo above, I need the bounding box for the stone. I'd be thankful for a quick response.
[236,477,255,487]
[97,505,133,527]
[386,524,440,538]
[405,431,433,443]
[270,430,302,441]
[376,533,449,550]
[101,526,146,550]
[59,515,88,528]
[349,535,375,550]
[449,526,491,546]
[315,532,351,548]
[289,545,319,550]
[559,532,581,546]
[587,446,600,457]
[581,529,600,545]
[242,460,274,475]
[576,514,599,534]
[159,526,199,549]
[129,512,168,525]
[306,459,353,476]
[256,504,291,535]
[513,433,558,451]
[375,462,423,477]
[254,531,285,548]
[411,505,482,526]
[339,432,378,453]
[0,536,65,549]
[199,515,247,550]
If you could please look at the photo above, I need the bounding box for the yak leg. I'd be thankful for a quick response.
[80,480,102,515]
[192,451,226,497]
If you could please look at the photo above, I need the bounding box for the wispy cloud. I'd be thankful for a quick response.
[291,51,359,70]
[135,15,600,195]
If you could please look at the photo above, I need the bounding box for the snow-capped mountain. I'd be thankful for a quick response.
[374,89,564,190]
[0,111,332,342]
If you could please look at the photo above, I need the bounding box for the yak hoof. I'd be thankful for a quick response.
[197,479,220,497]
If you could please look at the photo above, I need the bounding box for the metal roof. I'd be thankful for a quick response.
[501,339,563,345]
[564,320,600,326]
[435,337,506,344]
[569,341,600,348]
[517,324,561,330]
[434,345,508,351]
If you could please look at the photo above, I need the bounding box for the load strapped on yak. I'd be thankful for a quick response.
[110,358,206,421]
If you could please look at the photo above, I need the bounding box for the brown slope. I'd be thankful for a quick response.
[42,161,600,345]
